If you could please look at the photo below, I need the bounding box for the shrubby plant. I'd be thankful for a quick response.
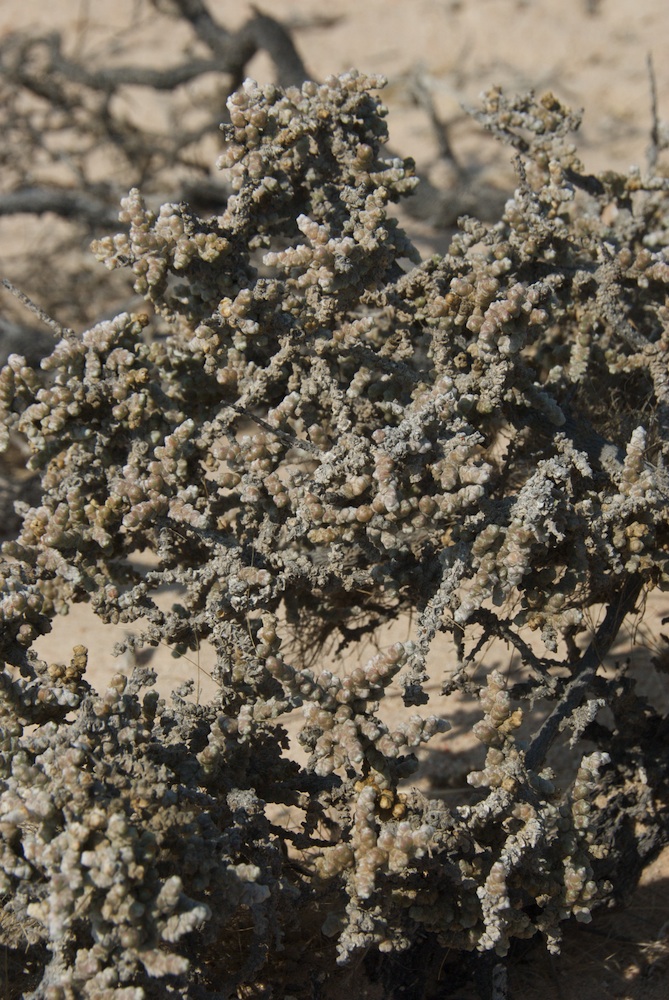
[0,0,308,330]
[0,70,668,998]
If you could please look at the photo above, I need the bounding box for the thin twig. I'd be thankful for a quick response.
[468,607,560,690]
[647,52,660,174]
[525,574,643,772]
[0,187,119,227]
[231,403,322,456]
[1,279,73,338]
[408,69,461,172]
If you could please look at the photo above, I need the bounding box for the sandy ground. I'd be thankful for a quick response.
[2,1,669,997]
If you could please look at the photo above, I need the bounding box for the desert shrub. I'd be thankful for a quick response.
[0,0,308,330]
[0,69,668,999]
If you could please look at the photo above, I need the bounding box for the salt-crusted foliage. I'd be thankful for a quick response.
[0,72,668,997]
